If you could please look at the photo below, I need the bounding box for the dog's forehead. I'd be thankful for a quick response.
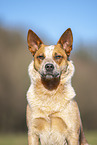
[44,45,55,58]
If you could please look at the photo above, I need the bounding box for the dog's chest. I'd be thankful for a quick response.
[33,113,67,145]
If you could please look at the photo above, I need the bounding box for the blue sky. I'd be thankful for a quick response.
[0,0,97,46]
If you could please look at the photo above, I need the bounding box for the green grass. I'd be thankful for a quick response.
[85,131,97,145]
[0,131,97,145]
[0,133,27,145]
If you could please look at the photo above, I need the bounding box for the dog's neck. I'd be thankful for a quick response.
[28,60,76,101]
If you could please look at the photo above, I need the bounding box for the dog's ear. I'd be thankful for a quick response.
[57,28,73,56]
[27,29,43,56]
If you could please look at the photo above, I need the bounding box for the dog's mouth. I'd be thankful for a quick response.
[41,72,60,80]
[41,73,60,90]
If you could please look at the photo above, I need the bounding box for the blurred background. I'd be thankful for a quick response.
[0,0,97,144]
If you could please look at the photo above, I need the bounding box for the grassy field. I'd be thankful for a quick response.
[0,133,27,145]
[0,131,97,145]
[85,131,97,145]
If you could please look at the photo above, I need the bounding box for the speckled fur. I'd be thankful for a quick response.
[26,29,89,145]
[27,60,82,145]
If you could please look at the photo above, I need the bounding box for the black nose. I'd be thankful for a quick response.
[45,63,54,71]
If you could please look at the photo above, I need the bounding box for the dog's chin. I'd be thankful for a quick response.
[41,73,60,90]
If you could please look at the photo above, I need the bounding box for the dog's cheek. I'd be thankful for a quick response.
[34,58,41,71]
[58,59,68,71]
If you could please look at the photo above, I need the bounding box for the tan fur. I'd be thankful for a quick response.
[26,29,89,145]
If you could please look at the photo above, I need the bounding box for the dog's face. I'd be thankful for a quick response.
[27,28,73,81]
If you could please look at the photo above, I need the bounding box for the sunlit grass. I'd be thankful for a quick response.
[0,133,27,145]
[85,130,97,145]
[0,131,97,145]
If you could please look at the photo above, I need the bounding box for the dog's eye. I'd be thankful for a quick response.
[37,55,45,60]
[54,55,63,59]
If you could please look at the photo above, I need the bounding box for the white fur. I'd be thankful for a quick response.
[27,60,77,145]
[45,45,55,58]
[27,60,76,115]
[40,130,66,145]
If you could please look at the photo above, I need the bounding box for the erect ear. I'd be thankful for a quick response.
[27,29,43,56]
[57,28,73,57]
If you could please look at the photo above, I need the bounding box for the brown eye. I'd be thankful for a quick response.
[37,55,45,60]
[54,55,63,60]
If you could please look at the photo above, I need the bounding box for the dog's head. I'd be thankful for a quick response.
[27,28,73,89]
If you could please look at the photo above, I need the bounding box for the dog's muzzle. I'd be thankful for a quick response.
[41,63,60,80]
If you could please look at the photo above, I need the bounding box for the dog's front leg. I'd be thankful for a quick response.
[28,134,39,145]
[67,133,79,145]
[26,104,39,145]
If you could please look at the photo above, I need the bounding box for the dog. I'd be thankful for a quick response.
[26,28,89,145]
